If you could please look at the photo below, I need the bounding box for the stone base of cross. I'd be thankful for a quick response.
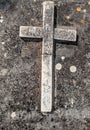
[19,1,77,112]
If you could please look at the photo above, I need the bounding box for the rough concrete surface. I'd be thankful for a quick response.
[0,0,90,130]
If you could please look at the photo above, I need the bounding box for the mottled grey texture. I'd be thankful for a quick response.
[0,0,90,130]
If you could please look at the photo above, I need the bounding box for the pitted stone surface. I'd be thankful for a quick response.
[54,26,77,41]
[20,26,43,38]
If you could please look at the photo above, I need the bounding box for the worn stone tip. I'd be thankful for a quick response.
[43,1,54,5]
[41,108,52,113]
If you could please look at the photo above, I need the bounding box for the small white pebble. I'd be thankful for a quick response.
[88,63,90,66]
[86,53,90,58]
[4,53,7,58]
[1,16,3,19]
[64,104,68,108]
[70,66,77,73]
[2,42,5,45]
[0,19,3,23]
[71,98,74,105]
[82,9,87,13]
[0,15,4,23]
[11,112,16,119]
[0,69,8,76]
[88,1,90,5]
[61,56,65,61]
[70,98,74,108]
[56,63,62,70]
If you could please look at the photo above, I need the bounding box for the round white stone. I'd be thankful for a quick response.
[11,112,16,119]
[55,63,62,70]
[70,66,77,73]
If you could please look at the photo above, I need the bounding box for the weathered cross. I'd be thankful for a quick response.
[19,1,77,112]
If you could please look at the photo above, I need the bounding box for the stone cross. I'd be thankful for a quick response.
[19,1,77,112]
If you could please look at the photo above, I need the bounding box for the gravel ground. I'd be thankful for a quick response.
[0,0,90,130]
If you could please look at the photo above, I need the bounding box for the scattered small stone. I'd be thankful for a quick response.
[61,56,65,61]
[76,7,81,12]
[73,79,76,87]
[80,19,85,24]
[64,103,68,109]
[86,53,90,58]
[88,1,90,5]
[1,42,5,45]
[55,63,62,70]
[0,19,3,23]
[82,9,87,13]
[66,15,71,20]
[0,69,8,76]
[70,66,77,73]
[4,53,8,58]
[1,16,3,19]
[31,18,34,21]
[0,16,3,23]
[11,112,16,119]
[70,98,74,106]
[88,62,90,66]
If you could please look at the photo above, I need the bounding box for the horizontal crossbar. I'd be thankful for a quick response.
[54,26,77,41]
[20,26,77,41]
[19,26,43,38]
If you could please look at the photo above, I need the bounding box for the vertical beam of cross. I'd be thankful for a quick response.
[41,2,54,112]
[19,1,77,113]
